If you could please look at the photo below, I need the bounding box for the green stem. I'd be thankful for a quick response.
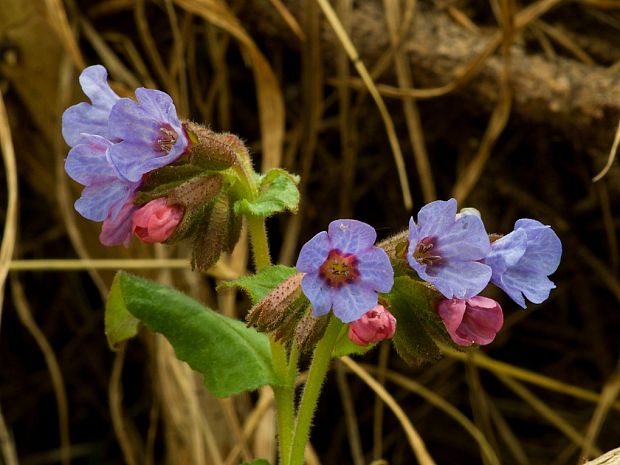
[288,316,343,465]
[247,214,271,271]
[246,214,294,465]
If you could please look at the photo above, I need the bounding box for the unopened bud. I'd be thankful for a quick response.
[132,198,183,244]
[185,122,248,170]
[294,310,329,353]
[436,296,503,346]
[348,304,396,346]
[168,174,223,209]
[246,272,305,333]
[191,194,229,272]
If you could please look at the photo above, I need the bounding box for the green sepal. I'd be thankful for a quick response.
[387,276,456,365]
[135,163,206,205]
[104,271,281,396]
[219,265,297,304]
[234,168,300,218]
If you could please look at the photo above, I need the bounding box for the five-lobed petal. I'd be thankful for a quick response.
[407,199,492,299]
[484,219,562,308]
[296,219,394,323]
[107,88,189,182]
[61,65,120,147]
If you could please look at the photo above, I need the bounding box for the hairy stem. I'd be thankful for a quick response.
[288,316,343,465]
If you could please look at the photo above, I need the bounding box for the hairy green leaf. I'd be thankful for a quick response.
[388,276,452,364]
[105,272,140,350]
[234,168,300,217]
[219,264,297,304]
[108,271,280,396]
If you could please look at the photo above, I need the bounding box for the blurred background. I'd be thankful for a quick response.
[1,0,619,464]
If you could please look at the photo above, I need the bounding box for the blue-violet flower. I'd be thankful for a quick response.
[61,65,120,147]
[406,198,492,299]
[484,219,562,308]
[296,219,394,323]
[107,88,189,182]
[65,135,140,222]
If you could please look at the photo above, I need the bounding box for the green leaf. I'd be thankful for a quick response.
[135,163,206,204]
[219,265,297,304]
[388,276,453,364]
[234,168,300,217]
[242,460,271,465]
[108,271,280,396]
[105,273,140,350]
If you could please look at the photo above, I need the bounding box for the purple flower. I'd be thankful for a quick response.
[437,296,504,346]
[100,197,138,247]
[296,219,394,323]
[406,199,492,299]
[61,65,120,147]
[107,88,189,182]
[65,135,140,222]
[484,219,562,308]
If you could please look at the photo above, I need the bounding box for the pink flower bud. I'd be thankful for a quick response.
[437,296,504,346]
[131,198,183,244]
[348,304,397,346]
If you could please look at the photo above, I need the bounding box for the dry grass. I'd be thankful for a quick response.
[1,0,620,464]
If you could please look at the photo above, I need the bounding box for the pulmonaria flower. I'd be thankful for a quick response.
[107,88,189,182]
[437,296,504,346]
[61,65,120,147]
[348,304,396,346]
[296,219,394,323]
[484,219,562,308]
[100,197,139,247]
[406,199,492,299]
[132,198,183,244]
[65,134,140,226]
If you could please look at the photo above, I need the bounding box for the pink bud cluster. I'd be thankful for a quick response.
[436,296,504,346]
[132,198,183,244]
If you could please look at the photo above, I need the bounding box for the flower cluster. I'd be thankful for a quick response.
[296,199,561,349]
[62,65,189,246]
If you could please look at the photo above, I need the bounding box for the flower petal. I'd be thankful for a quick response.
[331,282,378,323]
[301,272,333,317]
[485,228,528,282]
[99,199,138,247]
[108,97,162,144]
[499,268,556,308]
[328,219,377,254]
[515,220,562,275]
[456,296,503,345]
[436,213,491,260]
[108,140,180,183]
[74,179,136,222]
[427,260,491,299]
[357,247,394,293]
[65,135,116,185]
[80,65,120,109]
[416,199,457,238]
[296,231,331,273]
[437,299,467,336]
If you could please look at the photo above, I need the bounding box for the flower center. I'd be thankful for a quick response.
[157,124,178,153]
[413,236,442,266]
[319,249,360,288]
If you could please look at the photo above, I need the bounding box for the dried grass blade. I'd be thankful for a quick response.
[592,117,620,182]
[316,0,413,210]
[42,0,85,69]
[0,88,18,335]
[442,347,620,411]
[497,374,602,457]
[579,360,620,462]
[340,357,437,465]
[360,363,501,465]
[11,277,71,465]
[174,0,285,171]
